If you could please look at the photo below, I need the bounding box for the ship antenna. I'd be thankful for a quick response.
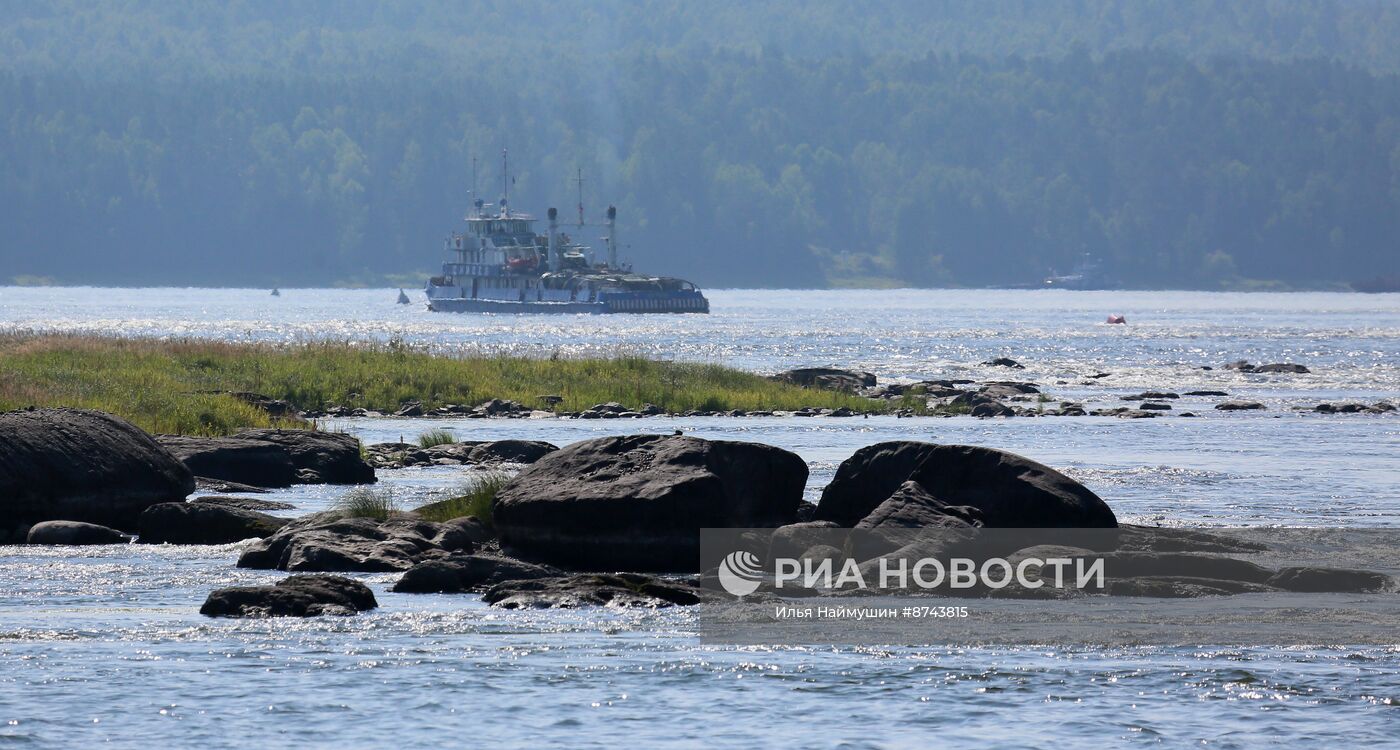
[576,167,585,228]
[471,156,478,211]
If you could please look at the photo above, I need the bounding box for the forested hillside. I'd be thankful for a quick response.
[2,1,1398,288]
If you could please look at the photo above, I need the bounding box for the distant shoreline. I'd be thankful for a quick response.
[1,283,1390,294]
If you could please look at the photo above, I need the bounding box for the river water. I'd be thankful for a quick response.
[1,287,1398,747]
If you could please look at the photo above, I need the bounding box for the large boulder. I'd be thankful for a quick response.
[232,429,376,484]
[0,408,194,536]
[26,520,131,545]
[237,513,474,572]
[137,501,289,545]
[494,435,808,571]
[200,574,377,617]
[818,442,1117,529]
[156,435,298,488]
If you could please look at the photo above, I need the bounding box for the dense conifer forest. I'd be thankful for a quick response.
[3,1,1398,288]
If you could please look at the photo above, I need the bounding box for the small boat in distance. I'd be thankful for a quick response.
[270,288,280,297]
[425,156,708,314]
[1044,254,1112,290]
[397,289,411,304]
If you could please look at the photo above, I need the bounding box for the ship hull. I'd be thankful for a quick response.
[426,290,709,314]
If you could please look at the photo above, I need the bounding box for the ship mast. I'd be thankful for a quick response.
[501,148,509,215]
[576,167,585,228]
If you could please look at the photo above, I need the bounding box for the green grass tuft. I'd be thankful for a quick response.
[417,428,456,448]
[334,487,400,521]
[413,472,511,527]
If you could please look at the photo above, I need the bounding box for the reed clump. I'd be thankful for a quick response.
[412,472,512,527]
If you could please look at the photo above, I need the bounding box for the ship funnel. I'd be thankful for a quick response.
[547,207,560,271]
[606,205,618,268]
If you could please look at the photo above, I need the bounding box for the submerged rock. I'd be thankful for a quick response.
[1266,566,1392,593]
[1215,401,1266,411]
[392,554,559,594]
[200,574,377,617]
[0,408,194,537]
[1104,576,1275,598]
[1224,361,1310,374]
[981,357,1025,369]
[26,520,131,545]
[482,573,717,609]
[494,434,807,571]
[1121,391,1179,400]
[138,501,288,544]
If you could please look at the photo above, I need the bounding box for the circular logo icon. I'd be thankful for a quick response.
[717,550,764,596]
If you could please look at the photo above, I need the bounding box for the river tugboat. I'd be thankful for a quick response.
[425,162,708,314]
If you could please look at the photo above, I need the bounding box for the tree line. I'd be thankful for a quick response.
[2,1,1398,288]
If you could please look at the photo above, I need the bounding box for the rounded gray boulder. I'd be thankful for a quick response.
[26,520,131,545]
[494,434,808,571]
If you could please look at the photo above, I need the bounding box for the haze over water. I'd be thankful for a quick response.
[2,287,1399,747]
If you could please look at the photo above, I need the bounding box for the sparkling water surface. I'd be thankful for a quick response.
[1,287,1399,748]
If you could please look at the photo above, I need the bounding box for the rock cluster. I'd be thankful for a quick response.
[1310,402,1395,415]
[364,439,557,469]
[1224,361,1310,374]
[237,513,482,572]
